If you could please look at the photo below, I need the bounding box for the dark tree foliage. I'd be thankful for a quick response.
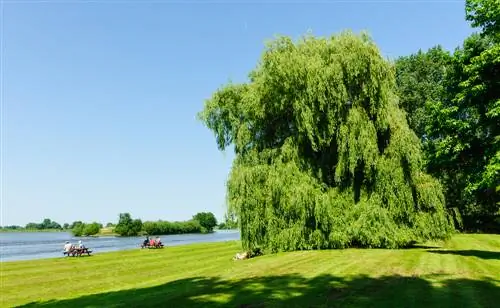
[72,222,101,237]
[199,31,454,252]
[419,0,500,232]
[24,218,62,230]
[0,225,23,230]
[192,212,218,233]
[70,221,83,229]
[142,220,203,235]
[395,46,452,140]
[114,213,143,236]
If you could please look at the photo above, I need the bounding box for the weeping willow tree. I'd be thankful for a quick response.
[198,31,455,252]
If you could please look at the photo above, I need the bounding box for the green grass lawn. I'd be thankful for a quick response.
[1,234,499,307]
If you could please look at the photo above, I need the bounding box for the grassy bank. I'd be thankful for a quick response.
[2,234,499,307]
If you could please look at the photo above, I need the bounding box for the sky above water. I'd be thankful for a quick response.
[2,0,474,226]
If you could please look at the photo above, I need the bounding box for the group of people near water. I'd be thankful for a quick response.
[62,236,163,255]
[63,240,85,253]
[143,236,162,247]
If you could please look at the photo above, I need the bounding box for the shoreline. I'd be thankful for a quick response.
[1,229,242,263]
[1,239,242,264]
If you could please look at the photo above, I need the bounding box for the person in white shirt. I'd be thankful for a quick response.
[78,240,85,249]
[64,241,73,252]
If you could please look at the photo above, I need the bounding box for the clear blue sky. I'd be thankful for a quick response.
[2,1,474,226]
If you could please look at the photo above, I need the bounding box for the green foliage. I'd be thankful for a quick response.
[69,221,83,229]
[192,212,218,233]
[421,1,500,232]
[72,223,85,237]
[466,0,500,40]
[0,225,23,231]
[84,223,101,236]
[199,31,454,252]
[142,220,203,235]
[114,213,143,236]
[71,221,100,237]
[395,46,452,139]
[24,218,62,230]
[219,211,238,230]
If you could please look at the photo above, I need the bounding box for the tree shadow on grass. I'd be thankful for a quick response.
[427,249,500,260]
[18,273,499,308]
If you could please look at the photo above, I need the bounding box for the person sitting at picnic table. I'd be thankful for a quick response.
[156,237,162,246]
[150,238,155,246]
[78,240,85,249]
[143,236,149,246]
[64,241,73,252]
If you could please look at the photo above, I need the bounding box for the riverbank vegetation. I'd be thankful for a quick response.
[198,0,499,253]
[112,212,219,236]
[3,234,499,307]
[142,220,204,235]
[1,211,219,237]
[71,222,102,237]
[0,218,66,232]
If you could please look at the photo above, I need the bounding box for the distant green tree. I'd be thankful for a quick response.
[395,45,452,140]
[0,225,22,230]
[25,223,39,230]
[24,218,62,230]
[193,212,218,233]
[114,213,143,236]
[83,222,101,236]
[63,223,70,230]
[72,223,85,236]
[105,222,115,228]
[142,219,203,235]
[70,221,83,229]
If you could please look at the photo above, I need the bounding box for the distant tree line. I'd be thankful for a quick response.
[1,211,221,237]
[111,211,219,237]
[70,221,103,236]
[0,218,65,231]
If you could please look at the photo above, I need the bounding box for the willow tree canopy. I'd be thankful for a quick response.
[198,31,455,252]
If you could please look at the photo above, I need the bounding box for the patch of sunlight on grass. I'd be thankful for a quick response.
[190,293,232,304]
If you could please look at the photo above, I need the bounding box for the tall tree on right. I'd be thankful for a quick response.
[399,0,500,232]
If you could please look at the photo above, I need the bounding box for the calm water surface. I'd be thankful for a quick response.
[0,230,240,262]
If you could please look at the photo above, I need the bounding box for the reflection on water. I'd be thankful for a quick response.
[0,230,240,262]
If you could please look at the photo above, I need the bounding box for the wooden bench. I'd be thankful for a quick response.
[141,243,164,249]
[63,247,93,257]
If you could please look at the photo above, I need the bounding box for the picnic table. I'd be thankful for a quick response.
[141,242,164,249]
[63,247,93,257]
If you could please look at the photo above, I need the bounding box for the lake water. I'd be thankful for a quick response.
[0,230,240,262]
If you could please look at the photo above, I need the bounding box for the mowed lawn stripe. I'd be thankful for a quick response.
[1,234,499,307]
[2,243,240,301]
[2,241,239,279]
